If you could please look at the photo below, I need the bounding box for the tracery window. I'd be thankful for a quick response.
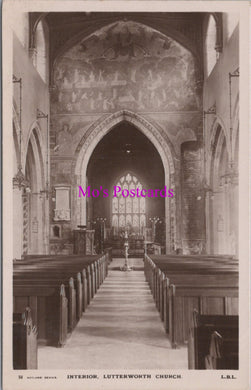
[112,173,146,234]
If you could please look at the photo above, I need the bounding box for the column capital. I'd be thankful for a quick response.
[13,167,29,190]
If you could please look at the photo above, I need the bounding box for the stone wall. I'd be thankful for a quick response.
[203,25,239,255]
[13,33,50,257]
[49,21,203,254]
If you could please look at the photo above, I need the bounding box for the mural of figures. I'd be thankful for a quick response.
[52,21,200,114]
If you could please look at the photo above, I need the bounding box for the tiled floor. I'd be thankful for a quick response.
[38,258,188,369]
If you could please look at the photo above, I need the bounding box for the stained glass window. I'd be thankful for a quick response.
[112,173,146,234]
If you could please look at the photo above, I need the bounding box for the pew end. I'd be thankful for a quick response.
[13,307,38,369]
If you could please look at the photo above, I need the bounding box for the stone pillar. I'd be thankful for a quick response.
[29,47,37,68]
[13,185,24,259]
[181,141,206,254]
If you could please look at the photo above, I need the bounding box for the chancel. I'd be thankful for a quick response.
[12,11,239,371]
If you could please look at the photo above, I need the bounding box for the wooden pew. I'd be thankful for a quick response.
[145,254,238,321]
[188,310,238,369]
[13,307,38,369]
[15,253,108,310]
[144,255,238,348]
[145,254,238,308]
[167,282,238,348]
[14,272,78,332]
[205,330,238,369]
[159,267,237,324]
[13,253,109,346]
[19,253,108,304]
[16,260,90,312]
[13,282,68,347]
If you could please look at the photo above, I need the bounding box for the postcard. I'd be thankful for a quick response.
[2,1,250,389]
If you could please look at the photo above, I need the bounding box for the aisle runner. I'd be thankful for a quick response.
[38,258,187,369]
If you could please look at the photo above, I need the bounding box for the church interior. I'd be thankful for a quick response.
[12,12,239,370]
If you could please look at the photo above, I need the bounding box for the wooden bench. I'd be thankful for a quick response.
[19,253,108,303]
[16,259,90,311]
[145,254,238,306]
[188,310,238,369]
[205,330,238,369]
[13,307,38,369]
[144,255,238,348]
[13,253,109,347]
[145,255,237,319]
[15,253,108,308]
[14,272,79,332]
[167,282,238,348]
[158,265,237,320]
[13,282,68,347]
[144,254,237,303]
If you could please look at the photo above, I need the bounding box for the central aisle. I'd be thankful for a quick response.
[38,258,188,369]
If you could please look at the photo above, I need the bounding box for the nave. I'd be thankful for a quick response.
[38,258,187,369]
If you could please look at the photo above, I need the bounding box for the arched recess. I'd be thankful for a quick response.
[74,110,177,253]
[207,123,237,255]
[23,128,46,254]
[206,115,230,184]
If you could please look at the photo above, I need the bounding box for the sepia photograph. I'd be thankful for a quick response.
[2,1,250,389]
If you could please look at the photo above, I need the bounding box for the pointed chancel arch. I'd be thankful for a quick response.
[74,110,177,253]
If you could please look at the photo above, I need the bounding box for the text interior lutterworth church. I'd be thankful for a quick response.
[12,12,239,371]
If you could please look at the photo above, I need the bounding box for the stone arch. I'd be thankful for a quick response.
[74,110,177,253]
[24,121,45,166]
[212,128,228,189]
[23,127,47,254]
[206,116,230,183]
[207,123,237,254]
[75,110,175,175]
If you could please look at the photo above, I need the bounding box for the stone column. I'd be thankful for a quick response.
[13,184,24,259]
[181,141,206,254]
[29,47,37,68]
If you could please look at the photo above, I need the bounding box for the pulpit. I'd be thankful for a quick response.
[73,228,95,255]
